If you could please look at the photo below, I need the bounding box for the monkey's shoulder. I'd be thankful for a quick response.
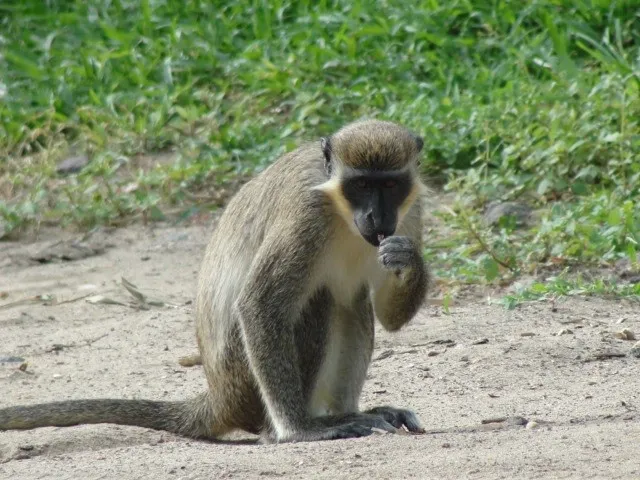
[246,142,330,211]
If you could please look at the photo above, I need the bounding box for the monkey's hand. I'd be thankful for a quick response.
[378,236,421,277]
[373,235,429,332]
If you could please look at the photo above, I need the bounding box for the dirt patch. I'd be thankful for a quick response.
[0,222,639,479]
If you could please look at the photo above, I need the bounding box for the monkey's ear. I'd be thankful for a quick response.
[413,135,424,153]
[320,137,332,175]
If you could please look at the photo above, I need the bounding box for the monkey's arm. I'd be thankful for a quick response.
[371,236,429,332]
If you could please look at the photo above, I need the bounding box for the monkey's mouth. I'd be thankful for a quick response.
[354,217,393,247]
[360,232,385,247]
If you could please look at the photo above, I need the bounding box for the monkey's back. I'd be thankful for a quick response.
[194,142,329,385]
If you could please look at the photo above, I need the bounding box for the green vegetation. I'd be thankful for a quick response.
[502,275,640,309]
[1,0,639,302]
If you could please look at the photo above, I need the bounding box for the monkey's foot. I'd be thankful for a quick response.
[263,414,399,444]
[365,406,425,433]
[261,423,374,444]
[297,419,399,443]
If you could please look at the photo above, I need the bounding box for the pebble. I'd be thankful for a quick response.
[0,356,25,363]
[557,328,573,335]
[614,329,636,341]
[374,349,394,361]
[56,154,89,175]
[483,201,532,228]
[525,421,539,429]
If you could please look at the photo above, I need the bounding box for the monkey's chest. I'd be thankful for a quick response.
[318,247,378,307]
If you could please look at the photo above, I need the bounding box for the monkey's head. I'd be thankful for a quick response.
[316,120,425,247]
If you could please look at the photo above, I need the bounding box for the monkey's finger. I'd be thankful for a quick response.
[379,236,413,249]
[380,251,413,262]
[367,418,399,434]
[367,407,424,434]
[380,253,412,269]
[378,242,415,257]
[399,411,425,433]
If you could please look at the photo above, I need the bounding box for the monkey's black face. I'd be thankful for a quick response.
[341,170,413,247]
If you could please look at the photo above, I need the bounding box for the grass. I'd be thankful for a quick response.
[1,0,639,304]
[501,275,640,309]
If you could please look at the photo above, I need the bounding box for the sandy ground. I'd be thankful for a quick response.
[1,221,639,480]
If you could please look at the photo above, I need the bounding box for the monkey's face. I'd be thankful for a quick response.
[341,170,413,247]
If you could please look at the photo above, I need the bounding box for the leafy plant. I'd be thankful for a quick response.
[1,0,639,306]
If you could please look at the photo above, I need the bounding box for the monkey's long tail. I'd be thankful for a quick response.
[0,391,216,439]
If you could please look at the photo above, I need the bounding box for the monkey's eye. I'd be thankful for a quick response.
[383,179,397,188]
[355,179,369,189]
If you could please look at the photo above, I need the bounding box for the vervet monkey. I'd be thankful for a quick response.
[0,119,430,443]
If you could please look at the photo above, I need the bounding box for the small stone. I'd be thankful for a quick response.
[375,349,394,361]
[441,443,451,448]
[525,421,539,429]
[178,354,202,367]
[427,350,440,357]
[557,329,573,336]
[616,317,626,324]
[483,201,533,228]
[628,341,640,359]
[0,356,25,363]
[614,329,636,341]
[56,154,90,175]
[481,417,506,424]
[472,338,489,345]
[506,416,528,426]
[520,332,536,337]
[52,374,63,379]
